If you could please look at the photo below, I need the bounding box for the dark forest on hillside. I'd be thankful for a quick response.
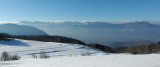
[14,35,85,45]
[1,33,160,54]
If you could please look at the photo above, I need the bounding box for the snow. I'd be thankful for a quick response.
[0,39,160,67]
[0,54,160,67]
[0,39,102,58]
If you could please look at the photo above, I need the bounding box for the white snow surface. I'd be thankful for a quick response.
[0,39,160,67]
[0,39,102,57]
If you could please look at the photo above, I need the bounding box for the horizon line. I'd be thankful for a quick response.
[0,20,160,24]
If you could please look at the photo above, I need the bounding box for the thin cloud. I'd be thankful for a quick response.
[0,21,18,24]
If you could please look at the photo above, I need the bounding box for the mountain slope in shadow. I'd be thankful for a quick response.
[0,24,48,35]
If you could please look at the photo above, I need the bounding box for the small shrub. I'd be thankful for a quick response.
[104,52,110,55]
[132,52,138,55]
[81,52,86,56]
[1,52,10,61]
[0,51,20,61]
[40,51,49,59]
[81,52,91,56]
[32,54,37,59]
[86,53,91,56]
[10,54,20,60]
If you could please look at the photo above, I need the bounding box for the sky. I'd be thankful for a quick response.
[0,0,160,23]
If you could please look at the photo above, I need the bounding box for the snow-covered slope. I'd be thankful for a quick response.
[0,39,102,58]
[1,39,160,67]
[1,53,160,67]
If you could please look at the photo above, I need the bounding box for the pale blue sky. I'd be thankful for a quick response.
[0,0,159,22]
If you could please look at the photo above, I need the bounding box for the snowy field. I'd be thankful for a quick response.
[0,54,160,67]
[0,39,102,58]
[0,39,160,67]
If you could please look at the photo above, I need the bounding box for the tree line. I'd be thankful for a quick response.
[0,33,85,45]
[87,42,160,54]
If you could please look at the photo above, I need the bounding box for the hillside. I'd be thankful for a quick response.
[0,39,160,67]
[1,33,160,54]
[0,24,47,35]
[14,35,85,45]
[0,39,102,58]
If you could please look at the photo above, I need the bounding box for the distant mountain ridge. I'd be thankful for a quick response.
[20,21,160,29]
[20,21,160,47]
[0,24,48,35]
[20,21,156,25]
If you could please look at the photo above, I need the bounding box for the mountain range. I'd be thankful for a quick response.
[19,21,160,47]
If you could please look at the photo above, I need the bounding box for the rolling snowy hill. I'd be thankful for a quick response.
[0,39,160,67]
[0,39,102,58]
